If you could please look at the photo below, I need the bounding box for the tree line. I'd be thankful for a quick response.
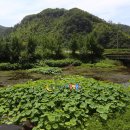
[0,32,104,63]
[0,8,130,64]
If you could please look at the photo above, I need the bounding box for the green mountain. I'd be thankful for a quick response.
[9,8,130,48]
[0,25,12,36]
[117,24,130,35]
[12,8,101,39]
[0,8,130,63]
[0,25,8,36]
[11,8,101,39]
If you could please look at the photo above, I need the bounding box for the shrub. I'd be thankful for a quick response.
[0,63,36,70]
[41,49,54,59]
[0,63,21,70]
[35,61,47,67]
[45,59,82,67]
[20,63,35,69]
[28,67,62,75]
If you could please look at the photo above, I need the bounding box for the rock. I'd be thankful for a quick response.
[22,120,34,130]
[0,124,23,130]
[0,82,5,87]
[0,120,34,130]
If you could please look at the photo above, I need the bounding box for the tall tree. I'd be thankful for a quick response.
[46,33,64,59]
[27,37,37,62]
[69,33,79,56]
[10,37,22,62]
[80,33,104,62]
[0,37,12,62]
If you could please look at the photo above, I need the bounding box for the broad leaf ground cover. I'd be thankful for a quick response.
[0,76,130,130]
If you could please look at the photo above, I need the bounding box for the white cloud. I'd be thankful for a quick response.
[0,0,130,26]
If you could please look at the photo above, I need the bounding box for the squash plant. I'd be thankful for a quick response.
[0,76,129,130]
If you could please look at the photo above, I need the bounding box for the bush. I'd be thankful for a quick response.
[45,59,82,67]
[0,63,21,70]
[0,63,36,70]
[20,63,35,69]
[28,67,62,75]
[35,61,47,67]
[41,49,54,59]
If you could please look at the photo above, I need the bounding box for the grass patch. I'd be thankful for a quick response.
[95,59,122,68]
[78,59,124,69]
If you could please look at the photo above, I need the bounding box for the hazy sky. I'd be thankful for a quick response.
[0,0,130,27]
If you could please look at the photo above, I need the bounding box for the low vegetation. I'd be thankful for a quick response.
[75,59,124,71]
[94,59,122,68]
[45,59,82,67]
[105,49,130,55]
[0,63,35,70]
[28,67,62,75]
[0,59,82,71]
[0,76,129,130]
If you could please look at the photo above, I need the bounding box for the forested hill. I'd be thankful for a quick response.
[0,8,130,63]
[117,24,130,35]
[0,8,130,50]
[12,8,104,39]
[0,25,12,36]
[0,25,8,36]
[8,8,129,48]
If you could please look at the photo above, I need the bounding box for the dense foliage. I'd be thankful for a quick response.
[0,62,35,70]
[45,59,82,67]
[0,8,130,64]
[0,76,129,130]
[0,63,20,70]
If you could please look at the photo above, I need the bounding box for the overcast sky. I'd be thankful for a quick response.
[0,0,130,27]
